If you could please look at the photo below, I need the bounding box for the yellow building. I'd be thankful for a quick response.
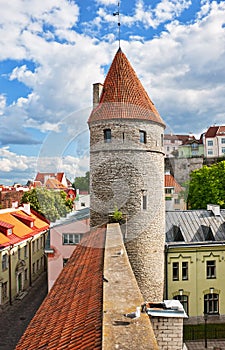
[0,204,49,305]
[166,205,225,324]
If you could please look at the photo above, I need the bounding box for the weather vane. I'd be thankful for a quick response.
[113,1,121,48]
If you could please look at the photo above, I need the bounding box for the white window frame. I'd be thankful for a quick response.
[63,233,83,245]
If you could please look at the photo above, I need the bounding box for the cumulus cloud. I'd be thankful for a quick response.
[123,1,225,133]
[96,0,191,29]
[0,147,36,174]
[0,146,89,184]
[95,0,118,5]
[1,0,225,183]
[0,95,6,115]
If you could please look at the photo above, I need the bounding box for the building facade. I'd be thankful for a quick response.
[45,208,89,291]
[88,48,166,302]
[204,125,225,158]
[165,172,186,211]
[0,205,49,306]
[165,206,225,324]
[178,138,204,158]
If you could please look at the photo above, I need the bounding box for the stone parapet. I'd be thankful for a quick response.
[103,223,159,350]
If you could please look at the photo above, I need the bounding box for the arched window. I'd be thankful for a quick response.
[174,294,189,315]
[204,293,219,314]
[104,129,111,143]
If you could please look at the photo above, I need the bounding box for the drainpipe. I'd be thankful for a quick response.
[165,244,168,300]
[29,237,33,287]
[8,245,13,305]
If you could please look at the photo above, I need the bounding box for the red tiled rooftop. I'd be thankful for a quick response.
[217,126,225,134]
[88,48,165,126]
[164,134,195,144]
[0,209,49,248]
[165,174,182,193]
[16,226,106,350]
[12,212,35,222]
[205,126,219,138]
[35,172,65,185]
[0,219,14,229]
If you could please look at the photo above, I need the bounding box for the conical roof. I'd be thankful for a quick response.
[88,48,165,126]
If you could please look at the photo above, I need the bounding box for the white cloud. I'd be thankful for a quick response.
[122,1,225,133]
[1,0,225,183]
[95,0,118,5]
[96,0,191,29]
[0,147,36,172]
[9,65,37,87]
[0,147,89,184]
[0,95,6,115]
[0,0,79,60]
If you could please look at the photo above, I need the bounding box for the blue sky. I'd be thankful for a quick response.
[0,0,225,185]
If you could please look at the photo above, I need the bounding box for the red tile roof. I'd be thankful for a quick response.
[0,219,14,229]
[165,174,182,193]
[205,126,219,138]
[45,178,67,189]
[0,209,49,248]
[16,226,106,350]
[35,172,65,185]
[164,134,196,144]
[88,48,165,126]
[217,126,225,135]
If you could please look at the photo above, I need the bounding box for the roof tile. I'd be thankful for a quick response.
[88,48,165,126]
[15,226,106,350]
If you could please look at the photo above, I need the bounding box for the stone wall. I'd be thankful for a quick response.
[0,191,23,209]
[151,317,184,350]
[89,119,165,301]
[165,157,203,184]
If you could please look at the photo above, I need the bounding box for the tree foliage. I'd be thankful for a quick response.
[187,161,225,209]
[73,171,89,192]
[21,188,72,222]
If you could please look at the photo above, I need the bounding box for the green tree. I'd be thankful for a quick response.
[73,171,89,192]
[21,188,72,222]
[187,161,225,209]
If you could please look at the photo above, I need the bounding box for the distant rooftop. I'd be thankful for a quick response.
[166,207,225,244]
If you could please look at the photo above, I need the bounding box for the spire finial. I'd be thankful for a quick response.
[113,1,121,48]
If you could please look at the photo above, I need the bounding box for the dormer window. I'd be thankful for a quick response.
[0,221,14,236]
[140,130,146,144]
[104,129,111,143]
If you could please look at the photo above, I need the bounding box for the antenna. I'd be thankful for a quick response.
[113,1,121,48]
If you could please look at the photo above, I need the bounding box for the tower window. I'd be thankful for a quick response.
[140,130,146,144]
[142,195,147,210]
[104,129,111,143]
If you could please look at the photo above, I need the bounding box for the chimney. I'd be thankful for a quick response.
[93,83,103,108]
[207,204,220,216]
[12,201,18,209]
[23,203,31,215]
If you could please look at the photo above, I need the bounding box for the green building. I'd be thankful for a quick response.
[165,205,225,324]
[178,138,204,158]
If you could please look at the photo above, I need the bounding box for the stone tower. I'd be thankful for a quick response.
[88,48,166,302]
